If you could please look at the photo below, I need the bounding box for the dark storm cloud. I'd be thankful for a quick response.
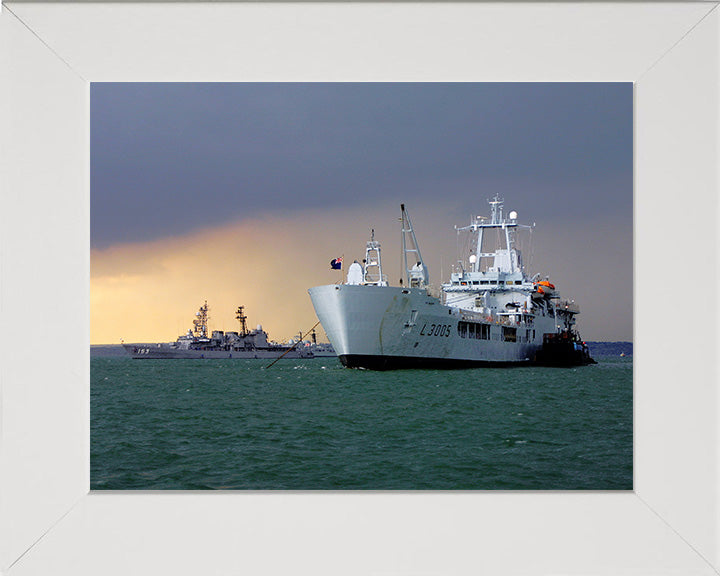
[91,82,632,249]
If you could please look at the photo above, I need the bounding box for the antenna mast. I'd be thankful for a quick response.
[362,229,387,286]
[235,305,248,336]
[193,301,209,338]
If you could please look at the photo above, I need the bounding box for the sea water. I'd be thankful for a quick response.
[91,356,632,490]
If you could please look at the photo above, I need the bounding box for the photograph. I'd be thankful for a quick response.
[6,2,719,572]
[90,82,632,490]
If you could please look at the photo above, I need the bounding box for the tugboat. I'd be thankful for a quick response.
[308,196,595,370]
[123,303,314,359]
[532,330,596,367]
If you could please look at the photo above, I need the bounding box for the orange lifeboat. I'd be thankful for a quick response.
[534,280,556,297]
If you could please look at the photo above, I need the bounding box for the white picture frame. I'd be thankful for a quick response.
[1,2,718,574]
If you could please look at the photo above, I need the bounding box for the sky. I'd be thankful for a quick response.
[91,82,632,344]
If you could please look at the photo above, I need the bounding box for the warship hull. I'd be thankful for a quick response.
[123,343,313,360]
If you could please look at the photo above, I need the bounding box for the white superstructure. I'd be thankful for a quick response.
[309,198,593,369]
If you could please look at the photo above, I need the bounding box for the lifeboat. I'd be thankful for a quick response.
[534,280,556,298]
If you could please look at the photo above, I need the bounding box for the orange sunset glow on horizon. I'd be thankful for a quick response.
[91,202,429,345]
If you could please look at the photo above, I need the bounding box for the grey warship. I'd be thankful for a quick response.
[123,303,315,359]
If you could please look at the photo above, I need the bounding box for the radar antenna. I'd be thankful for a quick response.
[401,204,429,288]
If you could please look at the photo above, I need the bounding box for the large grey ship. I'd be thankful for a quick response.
[124,303,316,359]
[309,197,595,370]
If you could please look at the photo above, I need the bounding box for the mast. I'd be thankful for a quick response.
[456,196,526,276]
[193,301,209,339]
[235,305,248,336]
[473,225,484,273]
[401,204,429,288]
[489,194,503,224]
[363,229,387,286]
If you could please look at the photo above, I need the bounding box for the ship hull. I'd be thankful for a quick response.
[338,354,526,370]
[123,343,312,359]
[309,284,554,370]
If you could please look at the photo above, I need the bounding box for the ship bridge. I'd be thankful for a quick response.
[444,195,533,292]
